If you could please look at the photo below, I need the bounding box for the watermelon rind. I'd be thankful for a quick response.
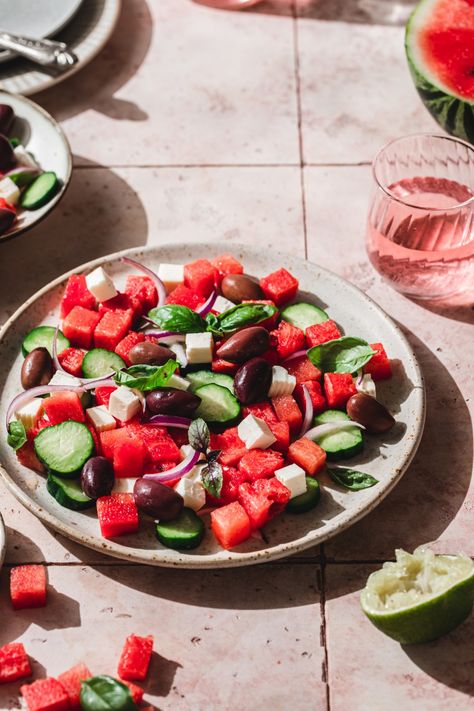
[405,0,474,144]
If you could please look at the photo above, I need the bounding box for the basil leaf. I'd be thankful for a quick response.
[205,312,223,337]
[201,459,223,498]
[307,336,375,374]
[217,303,278,334]
[7,421,27,450]
[206,449,221,463]
[328,468,378,491]
[147,305,206,334]
[80,675,137,711]
[113,359,178,392]
[188,418,210,453]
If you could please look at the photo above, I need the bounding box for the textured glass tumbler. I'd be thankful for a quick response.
[192,0,262,9]
[366,134,474,299]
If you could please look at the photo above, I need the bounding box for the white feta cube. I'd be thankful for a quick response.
[275,464,307,499]
[237,414,276,450]
[174,477,206,511]
[48,371,82,388]
[167,373,191,391]
[0,176,20,205]
[14,398,44,432]
[108,386,142,421]
[268,366,296,398]
[354,373,376,399]
[112,477,137,494]
[180,444,206,463]
[157,263,185,293]
[86,405,116,433]
[213,295,236,313]
[185,332,213,364]
[85,267,117,302]
[13,145,40,169]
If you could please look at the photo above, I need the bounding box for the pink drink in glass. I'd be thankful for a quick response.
[193,0,261,8]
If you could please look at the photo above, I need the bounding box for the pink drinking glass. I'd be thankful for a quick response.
[366,134,474,299]
[192,0,262,9]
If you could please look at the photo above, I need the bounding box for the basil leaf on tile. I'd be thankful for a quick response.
[307,336,375,374]
[80,675,137,711]
[328,468,378,491]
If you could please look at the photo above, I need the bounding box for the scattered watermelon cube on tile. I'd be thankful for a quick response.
[57,662,92,709]
[96,493,139,538]
[10,565,47,610]
[121,679,144,704]
[20,677,70,711]
[0,642,31,684]
[117,634,154,681]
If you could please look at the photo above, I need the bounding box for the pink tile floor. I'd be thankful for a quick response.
[0,1,472,709]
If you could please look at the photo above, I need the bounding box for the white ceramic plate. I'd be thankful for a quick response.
[0,243,425,568]
[0,90,71,242]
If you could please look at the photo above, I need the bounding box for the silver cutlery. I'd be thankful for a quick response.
[0,31,78,69]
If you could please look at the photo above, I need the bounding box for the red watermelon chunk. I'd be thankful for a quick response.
[42,391,85,425]
[306,320,341,347]
[286,355,321,383]
[165,284,206,310]
[206,466,247,506]
[212,254,243,284]
[270,320,306,359]
[98,292,138,318]
[184,259,217,297]
[57,663,92,709]
[95,386,116,408]
[126,423,181,465]
[238,449,284,481]
[21,677,70,711]
[211,358,238,376]
[242,401,277,424]
[96,493,139,538]
[0,642,31,683]
[324,372,357,409]
[115,331,145,366]
[288,438,326,476]
[117,634,154,681]
[60,275,96,319]
[211,501,251,549]
[10,565,47,610]
[94,310,133,351]
[125,275,158,315]
[62,306,101,349]
[122,680,144,704]
[364,342,392,381]
[260,267,298,306]
[268,420,290,453]
[58,348,86,377]
[294,380,327,415]
[210,427,246,467]
[238,478,290,530]
[113,439,145,478]
[271,394,303,434]
[17,440,45,473]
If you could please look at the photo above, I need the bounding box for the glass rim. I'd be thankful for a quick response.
[372,133,474,211]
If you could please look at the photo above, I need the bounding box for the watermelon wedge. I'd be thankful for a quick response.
[405,0,474,143]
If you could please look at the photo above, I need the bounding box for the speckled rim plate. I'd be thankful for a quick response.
[0,243,426,568]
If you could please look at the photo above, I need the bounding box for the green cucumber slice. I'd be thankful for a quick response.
[186,370,234,394]
[20,171,59,210]
[82,349,126,379]
[47,473,94,511]
[281,302,329,331]
[194,383,241,423]
[34,421,94,476]
[156,507,205,550]
[22,325,70,357]
[313,409,363,460]
[286,477,321,514]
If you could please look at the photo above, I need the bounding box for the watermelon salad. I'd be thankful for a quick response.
[6,254,397,552]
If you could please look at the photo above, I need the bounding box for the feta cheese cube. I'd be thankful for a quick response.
[112,477,137,494]
[275,464,307,499]
[48,371,82,388]
[108,386,142,421]
[0,176,20,205]
[85,267,117,302]
[355,373,376,399]
[185,332,213,364]
[157,263,185,293]
[174,477,206,511]
[86,405,116,433]
[237,414,276,450]
[167,373,191,391]
[180,444,206,463]
[268,365,296,398]
[14,398,44,432]
[213,295,236,313]
[13,145,40,169]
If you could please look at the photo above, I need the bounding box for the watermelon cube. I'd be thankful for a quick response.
[113,439,145,478]
[165,284,206,310]
[306,320,341,348]
[121,680,144,704]
[211,358,238,376]
[184,259,217,297]
[270,320,306,360]
[286,355,321,383]
[212,254,243,284]
[260,267,298,306]
[94,310,133,351]
[210,427,246,467]
[238,449,284,481]
[127,424,181,465]
[271,394,303,434]
[207,466,247,506]
[95,386,116,408]
[268,420,290,453]
[260,348,280,366]
[62,306,101,349]
[0,642,31,683]
[21,678,70,711]
[57,663,92,709]
[324,372,357,409]
[288,438,326,476]
[57,348,87,377]
[294,380,327,415]
[117,634,154,681]
[115,331,145,366]
[125,275,158,315]
[60,275,96,319]
[16,441,45,473]
[238,478,290,529]
[99,292,138,319]
[242,401,277,424]
[211,501,251,549]
[10,565,47,610]
[42,391,85,425]
[364,342,392,381]
[96,493,139,538]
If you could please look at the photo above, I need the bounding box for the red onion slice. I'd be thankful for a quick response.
[148,415,191,428]
[52,325,66,373]
[299,384,313,437]
[304,421,365,441]
[121,256,166,307]
[169,342,188,368]
[196,290,217,316]
[144,329,185,343]
[143,449,200,483]
[282,350,307,365]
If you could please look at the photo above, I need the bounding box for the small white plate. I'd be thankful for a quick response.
[0,90,71,243]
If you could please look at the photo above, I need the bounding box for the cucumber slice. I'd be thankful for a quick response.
[286,477,321,514]
[281,302,329,331]
[313,410,363,461]
[22,325,70,357]
[47,473,94,511]
[186,370,234,394]
[156,507,205,550]
[20,171,59,210]
[194,383,241,423]
[82,349,126,379]
[34,421,94,476]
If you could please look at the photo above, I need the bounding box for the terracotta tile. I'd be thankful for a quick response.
[325,564,474,710]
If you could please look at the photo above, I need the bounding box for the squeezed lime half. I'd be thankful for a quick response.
[360,547,474,644]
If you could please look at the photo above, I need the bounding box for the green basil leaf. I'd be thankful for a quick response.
[201,459,223,498]
[7,421,27,450]
[113,359,178,392]
[80,675,138,711]
[327,468,378,491]
[147,305,206,334]
[307,336,375,374]
[205,312,223,337]
[188,417,210,453]
[206,449,222,463]
[217,303,278,334]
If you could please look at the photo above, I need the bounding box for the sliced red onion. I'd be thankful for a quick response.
[298,384,313,437]
[355,371,376,398]
[148,415,191,429]
[143,449,200,483]
[196,290,217,316]
[144,330,185,343]
[304,421,365,441]
[121,256,166,307]
[282,350,307,365]
[52,325,66,372]
[356,368,364,387]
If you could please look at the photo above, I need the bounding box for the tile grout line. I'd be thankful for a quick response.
[72,162,372,170]
[319,544,331,711]
[291,2,308,260]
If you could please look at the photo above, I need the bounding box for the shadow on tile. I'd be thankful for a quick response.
[295,0,414,25]
[410,293,474,327]
[146,651,183,698]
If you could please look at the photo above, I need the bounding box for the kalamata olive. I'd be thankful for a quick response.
[81,457,114,499]
[216,326,270,363]
[221,273,264,303]
[146,388,201,417]
[128,341,176,366]
[0,105,14,135]
[21,347,53,389]
[234,357,272,404]
[346,393,395,434]
[133,478,184,520]
[0,134,14,172]
[0,207,16,235]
